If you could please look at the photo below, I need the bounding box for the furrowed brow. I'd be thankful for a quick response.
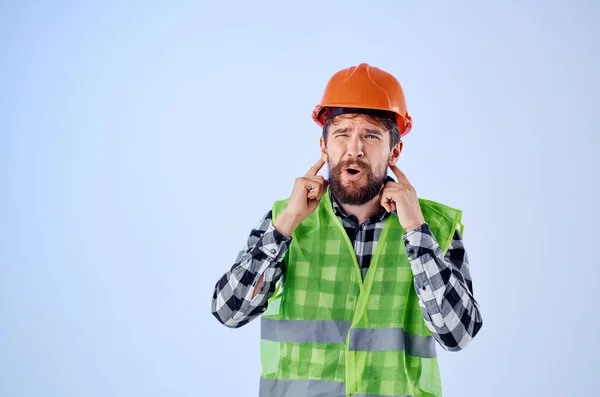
[331,127,351,135]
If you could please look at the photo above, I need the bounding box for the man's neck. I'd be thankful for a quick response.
[337,194,383,225]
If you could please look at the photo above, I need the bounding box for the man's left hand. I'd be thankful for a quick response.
[380,164,426,232]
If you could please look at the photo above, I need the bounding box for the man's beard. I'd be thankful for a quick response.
[328,159,387,206]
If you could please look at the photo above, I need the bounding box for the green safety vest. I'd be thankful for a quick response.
[260,189,463,397]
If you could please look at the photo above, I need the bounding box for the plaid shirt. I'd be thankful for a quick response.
[211,179,483,351]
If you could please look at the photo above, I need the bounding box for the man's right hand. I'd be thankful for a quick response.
[274,158,328,237]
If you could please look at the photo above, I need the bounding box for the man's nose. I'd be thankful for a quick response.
[346,135,364,158]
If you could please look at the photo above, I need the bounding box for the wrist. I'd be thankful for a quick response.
[404,220,426,233]
[274,211,303,237]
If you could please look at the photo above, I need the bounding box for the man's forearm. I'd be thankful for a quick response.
[211,213,291,328]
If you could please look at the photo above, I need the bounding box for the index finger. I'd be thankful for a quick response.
[305,158,325,177]
[389,164,408,181]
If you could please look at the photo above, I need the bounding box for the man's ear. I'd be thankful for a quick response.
[388,141,403,166]
[320,136,328,163]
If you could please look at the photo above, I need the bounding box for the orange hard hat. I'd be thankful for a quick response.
[312,63,413,137]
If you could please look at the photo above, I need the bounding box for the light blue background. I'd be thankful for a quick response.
[2,1,599,396]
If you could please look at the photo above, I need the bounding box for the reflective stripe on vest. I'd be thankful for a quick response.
[349,327,436,358]
[259,378,414,397]
[261,317,350,344]
[259,378,345,397]
[261,317,436,358]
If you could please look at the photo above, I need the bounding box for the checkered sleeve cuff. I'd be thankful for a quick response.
[257,222,292,263]
[402,223,437,260]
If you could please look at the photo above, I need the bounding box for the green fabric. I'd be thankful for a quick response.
[261,188,462,397]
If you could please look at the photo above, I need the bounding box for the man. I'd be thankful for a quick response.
[211,63,483,397]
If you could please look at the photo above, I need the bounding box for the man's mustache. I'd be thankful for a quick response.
[331,159,370,171]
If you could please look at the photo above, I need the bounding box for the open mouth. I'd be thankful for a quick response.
[344,167,364,180]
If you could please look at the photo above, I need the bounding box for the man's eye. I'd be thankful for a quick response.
[366,134,380,139]
[335,134,349,138]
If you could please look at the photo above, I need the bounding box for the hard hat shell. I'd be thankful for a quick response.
[312,63,412,137]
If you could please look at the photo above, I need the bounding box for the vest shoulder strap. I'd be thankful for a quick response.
[418,198,463,253]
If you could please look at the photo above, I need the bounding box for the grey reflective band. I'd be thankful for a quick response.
[260,378,415,397]
[349,328,437,358]
[262,318,436,358]
[352,395,414,397]
[259,377,345,397]
[404,332,436,359]
[261,317,351,344]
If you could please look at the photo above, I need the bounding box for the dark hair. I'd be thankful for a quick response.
[322,113,401,149]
